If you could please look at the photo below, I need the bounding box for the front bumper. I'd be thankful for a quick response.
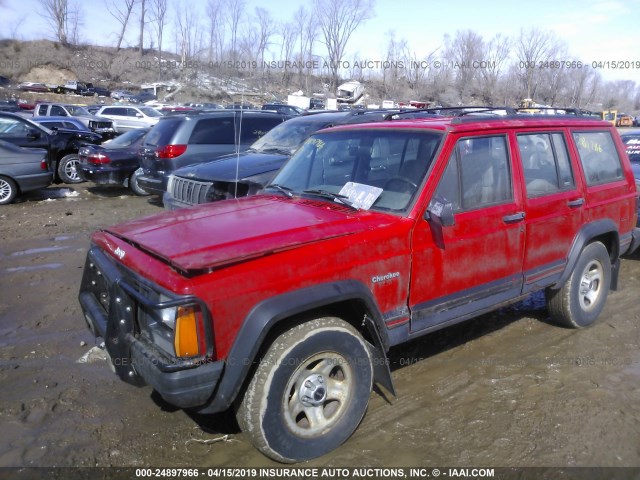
[137,172,164,196]
[78,246,223,409]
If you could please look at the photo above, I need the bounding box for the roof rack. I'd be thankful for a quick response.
[384,106,516,121]
[384,105,604,123]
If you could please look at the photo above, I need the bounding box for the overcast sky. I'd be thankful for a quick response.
[3,0,640,83]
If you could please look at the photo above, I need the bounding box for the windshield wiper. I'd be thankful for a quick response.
[259,146,292,155]
[302,189,359,210]
[264,183,294,198]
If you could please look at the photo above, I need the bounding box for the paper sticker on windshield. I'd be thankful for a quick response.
[339,182,382,210]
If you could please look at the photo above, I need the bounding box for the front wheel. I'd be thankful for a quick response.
[546,241,611,328]
[58,154,83,184]
[236,317,373,463]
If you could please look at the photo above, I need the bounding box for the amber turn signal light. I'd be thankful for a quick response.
[174,306,200,357]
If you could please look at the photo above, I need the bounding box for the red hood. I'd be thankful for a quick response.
[103,195,399,273]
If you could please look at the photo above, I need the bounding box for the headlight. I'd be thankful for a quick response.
[138,293,204,359]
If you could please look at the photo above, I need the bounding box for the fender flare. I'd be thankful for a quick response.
[551,219,620,290]
[196,280,394,414]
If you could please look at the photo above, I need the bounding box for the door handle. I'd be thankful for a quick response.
[503,212,525,223]
[567,198,584,208]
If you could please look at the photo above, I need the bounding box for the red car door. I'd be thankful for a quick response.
[409,133,526,332]
[515,130,585,292]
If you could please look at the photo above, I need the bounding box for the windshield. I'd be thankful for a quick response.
[138,107,164,117]
[66,105,92,116]
[269,129,442,213]
[250,117,336,155]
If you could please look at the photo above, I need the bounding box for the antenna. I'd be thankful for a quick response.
[234,89,244,199]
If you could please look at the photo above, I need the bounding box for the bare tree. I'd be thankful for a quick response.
[477,33,511,104]
[515,28,563,100]
[254,7,274,67]
[106,0,135,51]
[139,0,146,55]
[224,0,245,64]
[38,0,82,46]
[150,0,168,77]
[313,0,374,88]
[276,21,297,87]
[206,0,225,64]
[174,2,200,68]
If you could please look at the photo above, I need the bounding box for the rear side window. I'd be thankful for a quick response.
[436,135,512,211]
[37,105,48,115]
[189,117,235,144]
[144,118,183,146]
[573,131,623,185]
[517,132,575,197]
[101,108,123,116]
[239,116,283,143]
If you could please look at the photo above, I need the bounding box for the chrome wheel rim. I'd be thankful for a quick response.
[578,259,604,311]
[0,178,11,201]
[282,352,353,438]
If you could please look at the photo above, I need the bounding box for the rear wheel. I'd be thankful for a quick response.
[0,176,18,205]
[129,168,149,196]
[546,241,611,328]
[58,154,83,184]
[236,317,373,463]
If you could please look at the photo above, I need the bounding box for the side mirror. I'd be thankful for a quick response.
[426,195,455,227]
[135,113,143,118]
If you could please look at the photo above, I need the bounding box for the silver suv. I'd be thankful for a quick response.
[95,105,163,133]
[33,103,116,138]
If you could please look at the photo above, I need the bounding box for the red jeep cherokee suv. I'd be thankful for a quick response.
[79,112,640,462]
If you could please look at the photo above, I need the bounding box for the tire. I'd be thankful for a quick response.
[129,168,150,196]
[58,154,83,184]
[546,241,611,328]
[0,176,18,205]
[236,317,373,463]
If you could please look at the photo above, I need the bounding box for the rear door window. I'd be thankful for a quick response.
[572,131,623,185]
[517,132,575,197]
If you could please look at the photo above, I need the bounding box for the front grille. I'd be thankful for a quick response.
[89,121,113,130]
[167,176,213,205]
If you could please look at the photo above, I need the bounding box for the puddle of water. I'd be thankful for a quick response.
[10,246,70,256]
[5,263,64,273]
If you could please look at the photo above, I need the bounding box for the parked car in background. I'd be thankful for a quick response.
[78,128,150,195]
[163,110,396,209]
[262,103,306,116]
[33,103,117,138]
[32,116,93,132]
[0,140,52,204]
[620,130,640,223]
[95,105,163,133]
[110,90,135,101]
[131,91,157,103]
[0,111,102,183]
[621,130,640,162]
[18,82,50,93]
[616,114,634,128]
[137,110,290,196]
[85,86,111,97]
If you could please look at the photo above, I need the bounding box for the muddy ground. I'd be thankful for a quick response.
[1,183,640,470]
